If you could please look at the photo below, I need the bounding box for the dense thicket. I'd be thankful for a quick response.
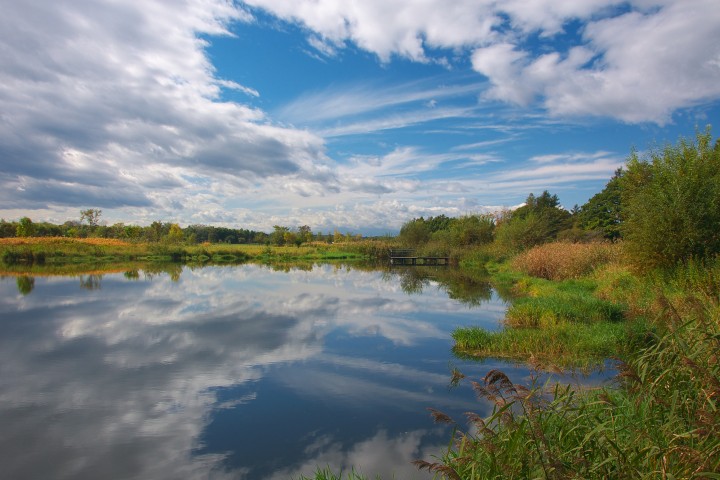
[621,128,720,269]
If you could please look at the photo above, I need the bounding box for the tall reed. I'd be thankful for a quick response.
[419,259,720,479]
[512,241,623,280]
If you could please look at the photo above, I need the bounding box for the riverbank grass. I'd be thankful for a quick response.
[0,237,366,265]
[453,244,639,368]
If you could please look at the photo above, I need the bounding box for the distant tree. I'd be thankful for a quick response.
[496,213,553,251]
[283,230,297,246]
[0,219,15,237]
[16,217,35,237]
[621,127,720,269]
[448,214,495,246]
[145,221,164,242]
[399,218,431,246]
[298,225,313,244]
[80,209,102,227]
[425,214,454,233]
[271,225,289,245]
[497,191,572,250]
[578,169,623,241]
[167,223,184,243]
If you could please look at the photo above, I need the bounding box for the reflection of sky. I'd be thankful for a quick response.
[0,265,611,479]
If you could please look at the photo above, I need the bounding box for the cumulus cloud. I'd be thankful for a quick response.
[0,0,325,211]
[248,0,720,124]
[244,0,498,62]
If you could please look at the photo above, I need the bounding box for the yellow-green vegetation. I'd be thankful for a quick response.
[452,242,642,369]
[422,259,720,479]
[297,467,375,480]
[0,237,366,265]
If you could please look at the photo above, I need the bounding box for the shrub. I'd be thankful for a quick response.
[621,128,720,269]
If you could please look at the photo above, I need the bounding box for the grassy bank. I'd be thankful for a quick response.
[421,256,720,479]
[451,242,651,369]
[0,237,367,265]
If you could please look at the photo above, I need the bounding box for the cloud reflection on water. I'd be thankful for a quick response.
[0,264,508,479]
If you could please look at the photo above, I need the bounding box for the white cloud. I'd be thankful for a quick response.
[248,0,720,124]
[0,0,325,211]
[279,79,483,124]
[244,0,499,62]
[468,1,720,124]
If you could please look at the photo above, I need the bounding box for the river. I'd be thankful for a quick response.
[0,263,607,479]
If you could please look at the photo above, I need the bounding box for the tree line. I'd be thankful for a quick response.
[399,128,720,270]
[1,211,366,247]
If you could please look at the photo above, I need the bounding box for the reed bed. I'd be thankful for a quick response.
[512,241,623,280]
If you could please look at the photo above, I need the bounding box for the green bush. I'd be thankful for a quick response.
[621,128,720,269]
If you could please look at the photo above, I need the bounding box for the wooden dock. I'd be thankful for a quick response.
[389,249,450,266]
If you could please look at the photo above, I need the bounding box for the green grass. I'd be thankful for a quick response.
[296,467,377,480]
[419,258,720,479]
[0,238,367,266]
[451,258,634,368]
[452,321,642,369]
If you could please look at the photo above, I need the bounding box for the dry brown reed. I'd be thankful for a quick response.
[512,241,623,280]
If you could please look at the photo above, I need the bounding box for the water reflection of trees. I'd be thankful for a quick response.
[385,267,493,306]
[79,274,102,290]
[16,276,35,295]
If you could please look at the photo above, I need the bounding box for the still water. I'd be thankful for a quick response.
[0,263,604,479]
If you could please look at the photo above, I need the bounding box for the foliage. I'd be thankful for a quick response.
[398,217,431,246]
[16,217,35,237]
[446,214,494,246]
[578,169,623,240]
[399,214,495,250]
[621,128,720,269]
[80,208,102,226]
[166,223,184,243]
[494,213,552,251]
[495,191,573,252]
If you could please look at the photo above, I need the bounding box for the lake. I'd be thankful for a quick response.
[0,263,608,479]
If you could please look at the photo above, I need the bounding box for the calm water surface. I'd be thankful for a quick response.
[0,264,608,479]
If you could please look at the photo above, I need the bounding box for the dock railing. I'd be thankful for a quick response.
[389,249,449,266]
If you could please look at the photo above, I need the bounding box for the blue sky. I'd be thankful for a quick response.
[1,0,719,234]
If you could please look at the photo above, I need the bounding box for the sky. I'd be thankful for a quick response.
[1,0,719,235]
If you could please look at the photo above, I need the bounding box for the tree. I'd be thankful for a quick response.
[80,209,102,226]
[621,128,720,269]
[497,191,572,250]
[448,214,495,246]
[578,169,623,241]
[0,219,16,237]
[399,218,431,246]
[16,217,35,237]
[167,223,184,243]
[271,225,289,246]
[298,225,313,244]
